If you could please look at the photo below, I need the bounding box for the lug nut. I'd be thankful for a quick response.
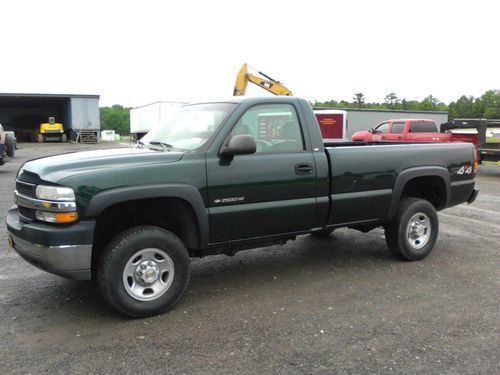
[148,261,154,267]
[140,264,146,269]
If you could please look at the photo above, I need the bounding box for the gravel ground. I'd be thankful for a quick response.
[0,143,498,374]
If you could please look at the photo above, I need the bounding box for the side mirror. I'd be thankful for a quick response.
[220,134,256,159]
[369,128,376,133]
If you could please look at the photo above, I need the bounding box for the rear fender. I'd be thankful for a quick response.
[387,167,450,221]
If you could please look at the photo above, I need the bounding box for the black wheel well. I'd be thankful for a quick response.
[400,176,446,210]
[91,198,200,271]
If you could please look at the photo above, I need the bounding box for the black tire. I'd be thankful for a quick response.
[311,228,335,237]
[385,198,439,261]
[97,226,190,318]
[5,136,15,157]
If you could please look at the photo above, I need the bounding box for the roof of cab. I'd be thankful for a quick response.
[184,96,305,105]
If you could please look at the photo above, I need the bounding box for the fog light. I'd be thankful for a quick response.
[35,211,78,223]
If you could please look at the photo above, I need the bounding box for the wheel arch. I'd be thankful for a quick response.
[85,184,209,249]
[387,167,450,221]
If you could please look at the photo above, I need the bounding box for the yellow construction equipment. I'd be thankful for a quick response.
[39,117,66,142]
[233,63,293,96]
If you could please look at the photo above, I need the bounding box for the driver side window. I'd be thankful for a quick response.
[231,104,304,153]
[375,122,389,133]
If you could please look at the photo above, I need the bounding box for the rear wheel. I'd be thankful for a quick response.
[98,226,190,318]
[61,134,67,143]
[385,198,438,261]
[5,136,15,157]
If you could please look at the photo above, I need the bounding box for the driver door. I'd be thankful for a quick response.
[372,122,389,141]
[206,103,317,243]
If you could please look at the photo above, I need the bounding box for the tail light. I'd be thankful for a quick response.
[472,147,478,177]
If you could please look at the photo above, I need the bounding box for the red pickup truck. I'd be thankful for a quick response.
[352,119,478,146]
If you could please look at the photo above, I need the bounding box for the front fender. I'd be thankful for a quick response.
[85,184,209,246]
[351,131,372,141]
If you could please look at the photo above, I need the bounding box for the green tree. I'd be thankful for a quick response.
[474,90,500,118]
[353,93,365,108]
[384,92,399,108]
[419,95,446,111]
[100,105,130,135]
[449,95,475,118]
[312,90,498,118]
[401,99,421,111]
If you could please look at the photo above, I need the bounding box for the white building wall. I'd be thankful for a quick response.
[70,97,100,130]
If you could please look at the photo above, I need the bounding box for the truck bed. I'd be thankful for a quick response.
[324,142,476,227]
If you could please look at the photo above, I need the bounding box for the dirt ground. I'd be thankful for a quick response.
[0,143,498,374]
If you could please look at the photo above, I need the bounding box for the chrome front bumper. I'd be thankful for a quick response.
[6,207,94,280]
[8,231,92,280]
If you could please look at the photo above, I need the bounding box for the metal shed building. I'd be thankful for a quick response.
[0,93,100,142]
[314,107,448,139]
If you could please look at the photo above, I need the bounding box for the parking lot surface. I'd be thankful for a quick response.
[0,143,498,374]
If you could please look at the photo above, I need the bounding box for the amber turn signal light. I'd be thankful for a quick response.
[55,212,78,223]
[35,210,78,224]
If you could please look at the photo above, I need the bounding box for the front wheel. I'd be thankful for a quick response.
[385,198,439,261]
[97,226,190,318]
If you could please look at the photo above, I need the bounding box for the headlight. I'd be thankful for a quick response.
[35,185,75,201]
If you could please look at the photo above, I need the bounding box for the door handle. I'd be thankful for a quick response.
[295,163,313,175]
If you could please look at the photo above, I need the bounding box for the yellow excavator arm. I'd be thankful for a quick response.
[233,63,293,96]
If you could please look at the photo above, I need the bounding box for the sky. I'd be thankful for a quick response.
[1,0,498,107]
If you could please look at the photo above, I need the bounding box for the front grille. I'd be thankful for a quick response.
[18,206,35,221]
[16,180,36,198]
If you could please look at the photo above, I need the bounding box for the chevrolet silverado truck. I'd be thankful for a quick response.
[352,119,478,147]
[6,97,479,317]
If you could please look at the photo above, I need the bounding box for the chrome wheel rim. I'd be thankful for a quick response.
[123,248,175,301]
[406,212,431,250]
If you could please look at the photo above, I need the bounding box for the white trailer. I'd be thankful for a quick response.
[130,101,184,138]
[314,109,348,142]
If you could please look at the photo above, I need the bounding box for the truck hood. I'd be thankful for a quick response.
[19,147,184,183]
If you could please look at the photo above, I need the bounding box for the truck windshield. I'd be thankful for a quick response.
[141,103,237,151]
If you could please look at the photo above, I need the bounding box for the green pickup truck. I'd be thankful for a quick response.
[6,97,478,317]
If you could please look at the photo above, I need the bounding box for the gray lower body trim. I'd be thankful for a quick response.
[8,231,92,280]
